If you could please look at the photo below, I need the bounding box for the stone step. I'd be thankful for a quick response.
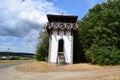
[57,54,65,65]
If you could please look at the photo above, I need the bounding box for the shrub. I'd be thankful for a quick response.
[85,44,120,65]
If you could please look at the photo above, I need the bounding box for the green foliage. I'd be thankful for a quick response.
[73,29,87,63]
[35,31,49,61]
[78,0,120,65]
[85,45,120,65]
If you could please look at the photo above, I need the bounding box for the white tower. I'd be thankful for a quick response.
[45,14,78,64]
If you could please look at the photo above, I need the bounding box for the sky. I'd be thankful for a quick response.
[0,0,106,53]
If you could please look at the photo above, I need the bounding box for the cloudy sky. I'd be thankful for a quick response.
[0,0,106,53]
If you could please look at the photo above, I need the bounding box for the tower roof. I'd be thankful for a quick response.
[47,14,78,23]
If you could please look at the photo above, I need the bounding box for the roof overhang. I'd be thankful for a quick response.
[47,14,78,23]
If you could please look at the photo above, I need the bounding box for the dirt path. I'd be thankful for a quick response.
[0,65,119,80]
[0,62,28,70]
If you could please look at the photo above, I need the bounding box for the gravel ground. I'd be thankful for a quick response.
[0,62,28,70]
[0,64,120,80]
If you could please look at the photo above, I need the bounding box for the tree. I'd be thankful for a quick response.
[78,0,120,65]
[73,25,87,63]
[35,31,49,61]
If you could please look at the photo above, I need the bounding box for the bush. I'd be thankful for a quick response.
[85,44,120,65]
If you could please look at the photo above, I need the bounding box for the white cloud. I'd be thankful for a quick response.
[0,0,64,53]
[0,46,8,51]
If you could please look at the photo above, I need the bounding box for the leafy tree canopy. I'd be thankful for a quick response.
[78,0,120,65]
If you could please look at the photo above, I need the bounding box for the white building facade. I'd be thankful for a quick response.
[45,14,78,64]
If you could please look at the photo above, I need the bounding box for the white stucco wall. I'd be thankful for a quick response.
[48,30,73,64]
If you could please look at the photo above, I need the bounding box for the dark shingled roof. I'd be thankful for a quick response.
[47,14,78,23]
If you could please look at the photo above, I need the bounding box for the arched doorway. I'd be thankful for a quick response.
[57,39,65,64]
[58,39,64,52]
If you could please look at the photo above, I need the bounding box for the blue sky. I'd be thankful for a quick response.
[0,0,106,53]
